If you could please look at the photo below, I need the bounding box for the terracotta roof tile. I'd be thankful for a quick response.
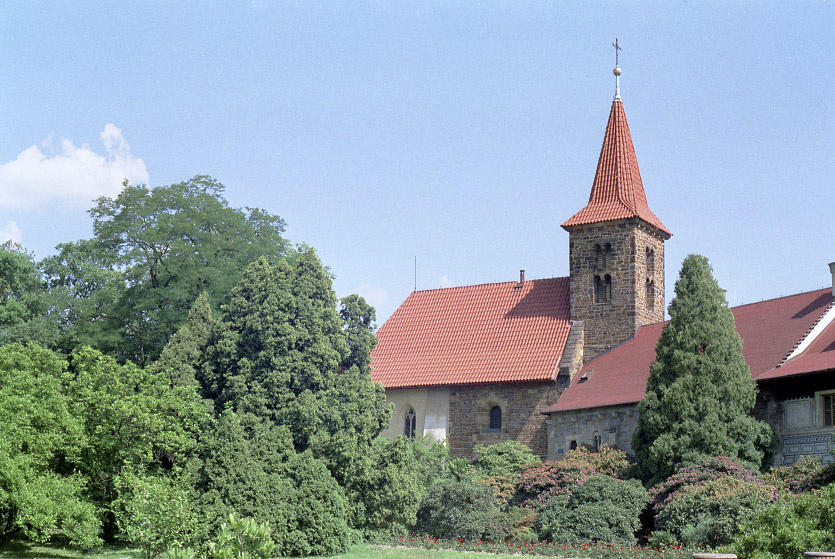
[562,99,671,237]
[544,289,832,413]
[371,277,571,389]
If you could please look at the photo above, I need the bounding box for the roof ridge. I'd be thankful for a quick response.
[728,287,831,311]
[412,275,568,294]
[776,299,835,368]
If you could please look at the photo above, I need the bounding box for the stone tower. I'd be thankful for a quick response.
[561,85,672,363]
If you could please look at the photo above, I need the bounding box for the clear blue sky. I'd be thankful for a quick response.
[1,2,832,326]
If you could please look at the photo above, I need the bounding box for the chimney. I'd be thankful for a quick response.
[515,269,525,287]
[829,262,835,298]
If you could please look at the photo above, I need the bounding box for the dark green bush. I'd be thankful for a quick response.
[536,475,648,544]
[732,483,835,559]
[416,477,505,542]
[472,441,540,479]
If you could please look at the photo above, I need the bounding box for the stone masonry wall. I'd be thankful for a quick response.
[545,404,639,461]
[567,220,666,362]
[447,381,561,459]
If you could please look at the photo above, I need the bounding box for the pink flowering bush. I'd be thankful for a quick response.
[649,456,779,546]
[762,455,835,493]
[513,446,630,510]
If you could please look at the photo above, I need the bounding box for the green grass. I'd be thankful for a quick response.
[0,541,551,559]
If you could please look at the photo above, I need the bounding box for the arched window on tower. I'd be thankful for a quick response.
[646,278,655,310]
[594,274,613,304]
[595,244,611,272]
[404,408,416,438]
[646,246,655,274]
[489,406,502,431]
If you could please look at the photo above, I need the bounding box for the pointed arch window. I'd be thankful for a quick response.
[489,406,502,431]
[404,408,416,438]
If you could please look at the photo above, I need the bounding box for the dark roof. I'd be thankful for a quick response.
[544,289,833,413]
[562,98,671,237]
[370,277,571,389]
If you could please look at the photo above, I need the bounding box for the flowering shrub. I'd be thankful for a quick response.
[763,455,835,493]
[648,456,779,546]
[513,446,630,510]
[649,456,765,514]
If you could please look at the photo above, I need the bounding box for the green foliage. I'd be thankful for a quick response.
[472,441,540,479]
[42,176,290,365]
[197,411,295,538]
[0,343,99,546]
[208,515,276,559]
[279,450,350,557]
[113,472,200,559]
[648,457,779,546]
[536,475,648,545]
[0,243,59,347]
[513,446,630,510]
[416,477,506,542]
[148,292,215,387]
[197,411,349,557]
[339,294,377,372]
[66,347,210,535]
[732,483,835,559]
[351,436,423,537]
[632,255,776,485]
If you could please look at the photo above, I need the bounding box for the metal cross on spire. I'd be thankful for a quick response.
[612,37,622,100]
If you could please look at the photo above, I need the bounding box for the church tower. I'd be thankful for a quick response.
[561,55,672,363]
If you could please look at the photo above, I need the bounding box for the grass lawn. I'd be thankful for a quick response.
[0,541,553,559]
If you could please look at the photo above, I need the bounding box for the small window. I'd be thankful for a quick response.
[404,408,417,438]
[489,406,502,430]
[824,394,835,427]
[593,432,602,451]
[646,278,655,310]
[569,440,578,451]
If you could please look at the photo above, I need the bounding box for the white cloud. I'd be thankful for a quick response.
[0,221,22,245]
[355,284,389,308]
[439,275,454,288]
[0,124,149,210]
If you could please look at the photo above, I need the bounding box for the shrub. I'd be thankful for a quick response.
[648,456,779,546]
[209,515,276,559]
[472,441,540,479]
[416,477,505,542]
[763,456,835,493]
[656,476,778,546]
[536,475,648,544]
[513,446,630,510]
[114,472,200,559]
[732,483,835,559]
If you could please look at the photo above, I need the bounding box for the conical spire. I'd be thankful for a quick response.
[562,97,671,237]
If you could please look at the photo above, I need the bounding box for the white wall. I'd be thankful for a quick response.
[380,387,450,441]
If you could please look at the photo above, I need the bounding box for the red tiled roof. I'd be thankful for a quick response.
[561,99,672,237]
[757,305,835,381]
[544,289,832,413]
[371,277,572,389]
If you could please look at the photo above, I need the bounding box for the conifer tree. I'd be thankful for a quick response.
[632,255,776,485]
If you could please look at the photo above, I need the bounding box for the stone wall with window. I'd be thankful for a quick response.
[567,220,666,362]
[379,387,450,442]
[544,403,639,461]
[447,381,560,459]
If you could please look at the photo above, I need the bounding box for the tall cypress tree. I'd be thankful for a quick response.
[632,255,776,485]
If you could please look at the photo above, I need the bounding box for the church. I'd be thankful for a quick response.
[369,62,835,466]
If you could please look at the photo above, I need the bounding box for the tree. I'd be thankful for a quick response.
[632,255,776,485]
[42,176,290,365]
[149,292,215,387]
[0,243,62,347]
[0,343,100,546]
[202,249,390,533]
[339,294,377,372]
